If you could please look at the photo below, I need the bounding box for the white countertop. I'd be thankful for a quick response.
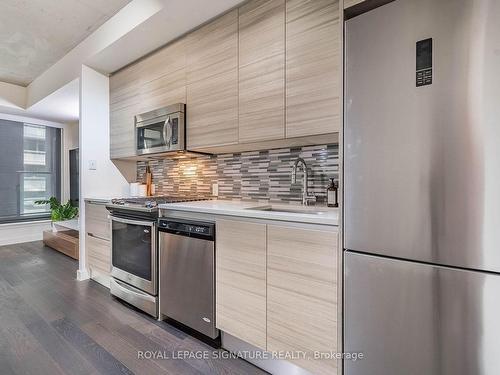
[53,219,80,231]
[159,199,339,226]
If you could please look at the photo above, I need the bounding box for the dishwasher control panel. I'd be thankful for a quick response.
[158,219,214,240]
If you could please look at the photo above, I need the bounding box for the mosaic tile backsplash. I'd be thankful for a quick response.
[137,144,339,204]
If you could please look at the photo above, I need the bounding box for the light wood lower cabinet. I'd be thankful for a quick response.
[86,234,111,275]
[215,219,339,374]
[85,202,111,287]
[267,225,338,375]
[85,202,111,241]
[215,219,267,350]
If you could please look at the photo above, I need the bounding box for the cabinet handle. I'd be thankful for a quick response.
[88,232,109,241]
[163,116,171,148]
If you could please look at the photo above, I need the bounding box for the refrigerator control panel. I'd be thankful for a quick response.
[416,38,433,87]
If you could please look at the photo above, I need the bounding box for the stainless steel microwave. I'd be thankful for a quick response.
[135,104,185,156]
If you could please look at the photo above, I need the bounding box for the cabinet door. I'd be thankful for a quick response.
[267,225,339,375]
[186,70,238,149]
[109,40,187,159]
[216,219,267,350]
[109,63,143,159]
[139,39,187,113]
[186,10,238,149]
[238,0,285,143]
[86,234,111,275]
[85,202,110,241]
[286,0,340,138]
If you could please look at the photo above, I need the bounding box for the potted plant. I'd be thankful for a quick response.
[34,197,79,222]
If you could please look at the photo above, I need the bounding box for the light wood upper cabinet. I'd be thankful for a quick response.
[215,219,267,350]
[139,39,186,114]
[238,0,285,143]
[186,69,238,149]
[267,225,339,375]
[109,0,341,156]
[109,40,187,159]
[110,65,142,159]
[285,0,340,138]
[186,10,239,149]
[186,10,238,85]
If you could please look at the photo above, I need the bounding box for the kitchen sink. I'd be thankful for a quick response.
[246,205,327,215]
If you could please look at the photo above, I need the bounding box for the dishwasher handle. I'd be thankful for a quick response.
[158,219,215,241]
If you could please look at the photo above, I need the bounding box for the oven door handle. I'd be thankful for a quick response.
[112,278,153,298]
[110,215,154,227]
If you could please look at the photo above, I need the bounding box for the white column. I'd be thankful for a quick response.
[78,65,134,280]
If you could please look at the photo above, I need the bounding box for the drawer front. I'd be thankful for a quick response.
[85,202,111,241]
[86,234,111,275]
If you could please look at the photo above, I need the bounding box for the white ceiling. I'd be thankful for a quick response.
[0,0,245,123]
[0,0,131,86]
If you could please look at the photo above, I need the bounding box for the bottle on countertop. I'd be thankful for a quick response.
[145,163,153,197]
[327,178,338,208]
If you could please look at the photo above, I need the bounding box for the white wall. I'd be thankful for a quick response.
[78,65,135,279]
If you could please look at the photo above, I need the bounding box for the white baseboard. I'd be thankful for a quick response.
[76,269,90,281]
[0,220,52,246]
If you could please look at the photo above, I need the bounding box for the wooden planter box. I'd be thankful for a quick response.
[43,229,79,260]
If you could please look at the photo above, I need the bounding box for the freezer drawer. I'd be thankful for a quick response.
[345,251,500,375]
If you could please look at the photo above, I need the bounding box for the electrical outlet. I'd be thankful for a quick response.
[212,183,219,197]
[88,160,97,170]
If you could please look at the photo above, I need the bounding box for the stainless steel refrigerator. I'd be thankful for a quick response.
[344,0,500,374]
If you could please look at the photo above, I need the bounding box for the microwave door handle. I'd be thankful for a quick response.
[163,116,171,148]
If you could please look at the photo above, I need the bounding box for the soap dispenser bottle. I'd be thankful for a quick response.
[327,178,338,208]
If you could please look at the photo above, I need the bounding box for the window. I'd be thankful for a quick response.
[0,120,61,223]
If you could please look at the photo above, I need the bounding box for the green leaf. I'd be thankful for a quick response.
[37,197,78,221]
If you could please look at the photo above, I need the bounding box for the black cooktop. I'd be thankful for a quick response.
[107,196,211,217]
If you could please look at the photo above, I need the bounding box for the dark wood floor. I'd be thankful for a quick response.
[0,241,266,375]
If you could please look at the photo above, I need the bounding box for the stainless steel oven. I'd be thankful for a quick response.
[135,103,185,156]
[109,213,158,317]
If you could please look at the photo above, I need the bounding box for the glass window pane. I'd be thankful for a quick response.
[0,120,61,223]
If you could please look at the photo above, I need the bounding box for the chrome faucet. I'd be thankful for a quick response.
[291,157,316,206]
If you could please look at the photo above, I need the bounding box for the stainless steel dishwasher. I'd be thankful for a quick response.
[158,218,218,340]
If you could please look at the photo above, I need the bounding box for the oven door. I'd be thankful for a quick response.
[110,215,157,295]
[136,112,183,155]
